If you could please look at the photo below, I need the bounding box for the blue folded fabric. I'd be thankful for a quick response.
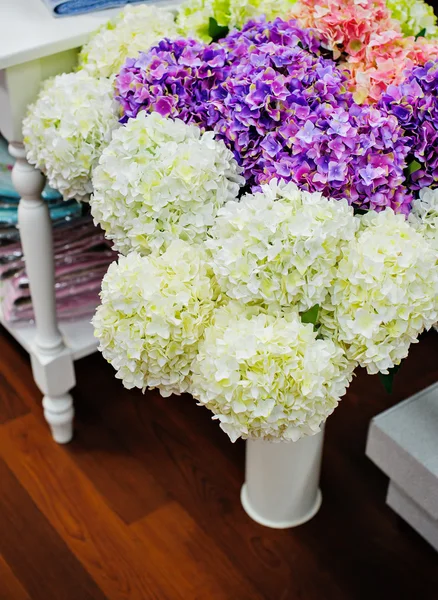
[0,197,82,225]
[41,0,152,17]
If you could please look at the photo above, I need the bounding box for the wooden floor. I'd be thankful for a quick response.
[0,329,437,600]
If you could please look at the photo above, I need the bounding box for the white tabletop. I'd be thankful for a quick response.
[0,0,179,70]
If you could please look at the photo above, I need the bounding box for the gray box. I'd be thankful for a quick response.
[387,482,438,550]
[366,382,438,550]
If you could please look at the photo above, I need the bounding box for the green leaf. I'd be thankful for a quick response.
[300,304,319,327]
[354,207,368,216]
[415,28,427,40]
[378,363,403,394]
[208,18,229,42]
[407,159,422,175]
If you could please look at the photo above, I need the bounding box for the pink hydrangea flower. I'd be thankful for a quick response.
[291,0,438,103]
[346,36,438,103]
[291,0,399,60]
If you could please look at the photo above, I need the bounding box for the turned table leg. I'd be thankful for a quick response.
[9,142,75,443]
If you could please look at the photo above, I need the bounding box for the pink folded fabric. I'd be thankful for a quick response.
[0,214,116,323]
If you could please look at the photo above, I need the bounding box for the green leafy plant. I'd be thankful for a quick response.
[208,17,229,42]
[378,363,403,394]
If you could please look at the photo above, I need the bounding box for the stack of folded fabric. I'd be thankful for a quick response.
[40,0,151,17]
[0,135,115,323]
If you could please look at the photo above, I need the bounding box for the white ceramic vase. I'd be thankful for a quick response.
[241,427,324,529]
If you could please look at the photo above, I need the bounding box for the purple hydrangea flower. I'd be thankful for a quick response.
[115,37,230,127]
[115,18,321,129]
[212,20,412,213]
[379,60,438,192]
[222,16,322,58]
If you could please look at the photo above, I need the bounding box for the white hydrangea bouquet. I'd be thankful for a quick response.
[22,0,438,527]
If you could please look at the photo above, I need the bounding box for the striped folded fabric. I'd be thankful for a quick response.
[0,215,116,323]
[40,0,148,17]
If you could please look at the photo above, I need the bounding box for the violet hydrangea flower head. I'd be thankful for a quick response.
[221,16,322,57]
[378,59,438,192]
[115,37,230,128]
[114,17,321,128]
[212,18,412,213]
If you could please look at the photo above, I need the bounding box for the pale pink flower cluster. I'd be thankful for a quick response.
[347,36,438,103]
[291,0,438,103]
[291,0,398,61]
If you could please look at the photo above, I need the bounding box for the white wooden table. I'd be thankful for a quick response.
[0,0,176,443]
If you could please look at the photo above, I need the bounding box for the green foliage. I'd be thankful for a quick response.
[301,304,319,327]
[407,159,422,175]
[208,17,229,42]
[378,363,403,394]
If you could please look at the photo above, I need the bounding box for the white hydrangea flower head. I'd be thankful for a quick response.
[408,187,438,252]
[409,187,438,331]
[386,0,437,38]
[23,71,119,201]
[177,0,296,42]
[191,302,354,443]
[228,0,296,31]
[91,112,244,256]
[320,209,438,375]
[78,5,178,79]
[207,179,357,311]
[93,240,220,397]
[176,0,213,41]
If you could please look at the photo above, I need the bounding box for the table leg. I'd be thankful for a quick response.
[9,142,75,443]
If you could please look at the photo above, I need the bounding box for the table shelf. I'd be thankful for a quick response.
[0,302,98,361]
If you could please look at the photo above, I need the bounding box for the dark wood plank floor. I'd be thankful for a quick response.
[0,327,437,600]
